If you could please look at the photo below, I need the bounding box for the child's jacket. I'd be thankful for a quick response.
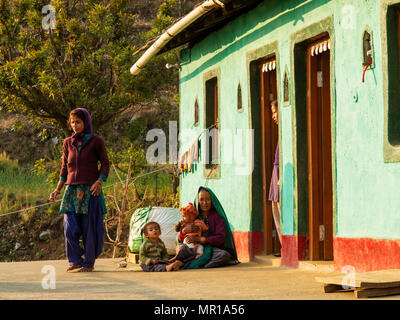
[139,238,169,265]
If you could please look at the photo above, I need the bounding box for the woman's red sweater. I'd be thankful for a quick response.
[60,135,110,186]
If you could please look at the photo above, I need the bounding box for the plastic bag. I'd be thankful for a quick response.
[128,206,181,254]
[128,206,153,253]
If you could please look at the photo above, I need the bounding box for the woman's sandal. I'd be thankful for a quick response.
[66,264,82,272]
[78,267,94,272]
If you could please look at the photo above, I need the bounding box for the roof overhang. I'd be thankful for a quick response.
[130,0,263,75]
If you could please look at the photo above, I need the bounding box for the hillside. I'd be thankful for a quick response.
[0,0,203,263]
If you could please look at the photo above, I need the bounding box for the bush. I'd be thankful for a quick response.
[125,118,148,143]
[32,143,63,186]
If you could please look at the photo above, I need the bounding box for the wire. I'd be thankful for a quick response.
[362,61,372,83]
[1,125,216,217]
[0,200,62,218]
[0,165,171,218]
[102,166,168,190]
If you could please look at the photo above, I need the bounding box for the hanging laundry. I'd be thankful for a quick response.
[179,138,200,173]
[188,139,199,172]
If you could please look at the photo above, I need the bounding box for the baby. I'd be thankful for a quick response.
[139,221,182,272]
[175,203,208,259]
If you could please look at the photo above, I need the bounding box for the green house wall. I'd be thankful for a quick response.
[178,0,400,264]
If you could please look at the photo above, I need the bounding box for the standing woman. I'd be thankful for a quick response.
[268,100,282,256]
[49,108,110,272]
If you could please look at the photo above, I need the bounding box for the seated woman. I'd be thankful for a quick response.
[172,186,238,269]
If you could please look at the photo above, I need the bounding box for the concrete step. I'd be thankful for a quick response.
[253,255,335,272]
[253,255,282,267]
[298,260,335,272]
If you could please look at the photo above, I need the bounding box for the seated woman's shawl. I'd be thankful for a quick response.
[184,186,239,269]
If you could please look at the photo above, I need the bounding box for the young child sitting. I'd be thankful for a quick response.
[175,203,208,259]
[139,221,182,272]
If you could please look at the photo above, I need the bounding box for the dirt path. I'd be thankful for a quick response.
[1,258,394,300]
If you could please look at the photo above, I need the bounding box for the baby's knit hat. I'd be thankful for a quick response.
[180,202,198,219]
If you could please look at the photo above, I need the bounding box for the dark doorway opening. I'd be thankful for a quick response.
[259,57,281,255]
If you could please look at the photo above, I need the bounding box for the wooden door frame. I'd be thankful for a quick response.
[290,16,337,262]
[321,51,333,260]
[246,41,281,256]
[306,47,320,260]
[306,38,333,260]
[260,57,279,254]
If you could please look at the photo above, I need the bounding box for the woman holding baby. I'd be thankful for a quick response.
[172,186,238,269]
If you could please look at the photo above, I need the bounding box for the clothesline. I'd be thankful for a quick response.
[178,123,217,173]
[0,166,169,218]
[2,123,221,217]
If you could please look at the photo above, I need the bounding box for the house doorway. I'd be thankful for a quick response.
[259,57,281,255]
[305,37,333,260]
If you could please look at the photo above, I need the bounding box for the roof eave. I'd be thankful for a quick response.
[130,0,263,75]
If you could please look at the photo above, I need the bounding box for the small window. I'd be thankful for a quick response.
[362,30,373,67]
[386,5,400,146]
[194,99,199,125]
[237,83,243,111]
[283,69,290,103]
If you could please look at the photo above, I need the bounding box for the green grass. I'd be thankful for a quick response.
[0,152,54,214]
[0,169,52,215]
[0,169,51,194]
[0,156,177,216]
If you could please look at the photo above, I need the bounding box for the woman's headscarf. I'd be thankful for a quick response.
[193,186,238,263]
[71,108,93,146]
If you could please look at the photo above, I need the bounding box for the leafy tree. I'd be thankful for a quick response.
[0,0,179,136]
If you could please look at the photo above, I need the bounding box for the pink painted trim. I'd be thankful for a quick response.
[232,231,263,262]
[281,235,307,267]
[334,237,400,272]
